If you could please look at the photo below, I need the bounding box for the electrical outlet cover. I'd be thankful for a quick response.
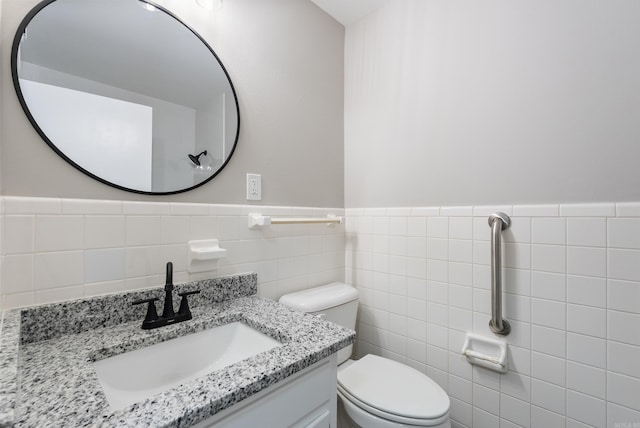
[246,173,262,201]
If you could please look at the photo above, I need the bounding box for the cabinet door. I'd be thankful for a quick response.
[302,410,330,428]
[196,356,337,428]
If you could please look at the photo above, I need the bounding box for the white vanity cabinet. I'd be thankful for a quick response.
[194,354,338,428]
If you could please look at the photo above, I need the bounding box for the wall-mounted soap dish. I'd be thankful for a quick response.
[188,239,227,273]
[461,333,508,374]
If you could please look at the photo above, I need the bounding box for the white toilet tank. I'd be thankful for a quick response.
[279,283,359,364]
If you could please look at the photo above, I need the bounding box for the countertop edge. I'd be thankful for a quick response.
[0,310,20,426]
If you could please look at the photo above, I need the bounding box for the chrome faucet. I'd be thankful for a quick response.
[132,262,200,330]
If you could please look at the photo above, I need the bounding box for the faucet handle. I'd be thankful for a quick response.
[132,297,159,326]
[177,290,200,317]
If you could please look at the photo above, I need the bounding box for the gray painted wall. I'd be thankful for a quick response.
[0,0,345,207]
[344,0,640,208]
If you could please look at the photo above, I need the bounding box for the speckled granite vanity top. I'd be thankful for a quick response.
[0,274,355,427]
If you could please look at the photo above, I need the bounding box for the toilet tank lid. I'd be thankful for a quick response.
[278,282,359,313]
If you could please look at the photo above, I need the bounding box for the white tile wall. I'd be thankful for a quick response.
[3,198,640,427]
[346,203,640,428]
[0,197,345,309]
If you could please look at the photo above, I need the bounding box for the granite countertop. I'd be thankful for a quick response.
[0,274,355,427]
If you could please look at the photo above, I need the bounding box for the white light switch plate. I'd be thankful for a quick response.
[246,173,262,201]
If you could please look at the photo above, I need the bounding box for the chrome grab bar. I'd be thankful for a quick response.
[488,213,511,336]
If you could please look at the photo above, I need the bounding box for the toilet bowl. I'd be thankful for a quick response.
[337,356,450,427]
[279,283,451,428]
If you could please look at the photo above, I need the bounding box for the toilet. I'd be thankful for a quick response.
[279,283,451,428]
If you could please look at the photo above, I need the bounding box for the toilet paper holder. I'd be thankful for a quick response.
[461,333,508,374]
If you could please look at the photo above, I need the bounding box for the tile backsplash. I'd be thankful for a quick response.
[345,203,640,428]
[0,197,345,309]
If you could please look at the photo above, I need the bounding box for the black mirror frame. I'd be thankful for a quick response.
[11,0,240,195]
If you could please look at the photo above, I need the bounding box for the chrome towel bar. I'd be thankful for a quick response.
[488,212,511,336]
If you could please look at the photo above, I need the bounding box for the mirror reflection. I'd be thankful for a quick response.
[12,0,239,194]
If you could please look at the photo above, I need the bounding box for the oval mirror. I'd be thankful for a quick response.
[11,0,240,194]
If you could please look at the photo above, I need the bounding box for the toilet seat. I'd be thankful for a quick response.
[337,355,450,426]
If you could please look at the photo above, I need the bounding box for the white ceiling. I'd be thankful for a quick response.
[310,0,386,26]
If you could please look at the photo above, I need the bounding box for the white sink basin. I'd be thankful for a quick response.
[93,321,282,410]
